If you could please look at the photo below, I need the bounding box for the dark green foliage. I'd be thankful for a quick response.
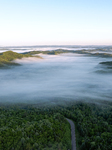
[0,106,71,150]
[38,100,112,149]
[60,101,112,150]
[98,61,112,70]
[0,101,112,149]
[100,61,112,66]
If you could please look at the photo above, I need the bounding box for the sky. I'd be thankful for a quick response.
[0,0,112,46]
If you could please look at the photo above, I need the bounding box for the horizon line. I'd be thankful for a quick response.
[0,44,112,47]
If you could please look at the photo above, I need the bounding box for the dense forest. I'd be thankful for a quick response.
[0,101,112,150]
[0,104,71,150]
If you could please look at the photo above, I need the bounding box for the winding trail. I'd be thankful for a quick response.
[66,118,76,150]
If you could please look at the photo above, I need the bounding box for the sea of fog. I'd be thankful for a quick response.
[0,48,112,105]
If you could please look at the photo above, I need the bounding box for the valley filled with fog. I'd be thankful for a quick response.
[0,46,112,105]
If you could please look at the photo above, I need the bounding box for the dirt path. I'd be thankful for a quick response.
[66,118,76,150]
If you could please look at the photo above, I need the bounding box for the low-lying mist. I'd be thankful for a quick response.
[1,53,112,105]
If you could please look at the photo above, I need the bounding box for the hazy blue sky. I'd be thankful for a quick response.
[0,0,112,46]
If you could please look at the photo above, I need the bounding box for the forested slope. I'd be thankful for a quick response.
[0,101,112,150]
[0,106,71,150]
[0,51,42,68]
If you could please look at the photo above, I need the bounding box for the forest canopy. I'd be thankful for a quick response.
[0,101,112,150]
